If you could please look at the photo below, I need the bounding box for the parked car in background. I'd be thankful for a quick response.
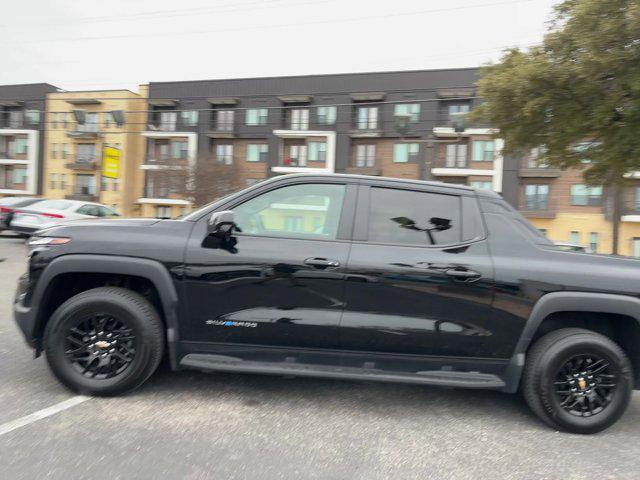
[0,197,44,233]
[9,199,119,235]
[555,242,593,253]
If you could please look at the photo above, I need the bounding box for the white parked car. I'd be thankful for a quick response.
[9,199,119,235]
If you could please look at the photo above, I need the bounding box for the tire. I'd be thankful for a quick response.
[44,287,164,396]
[523,328,633,434]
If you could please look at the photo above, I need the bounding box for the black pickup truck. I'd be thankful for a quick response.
[13,174,640,433]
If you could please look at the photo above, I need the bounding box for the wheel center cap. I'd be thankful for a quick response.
[95,340,110,349]
[578,377,587,390]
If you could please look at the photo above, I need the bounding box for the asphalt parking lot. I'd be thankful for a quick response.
[1,235,640,479]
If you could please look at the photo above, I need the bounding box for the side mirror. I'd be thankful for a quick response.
[207,210,235,237]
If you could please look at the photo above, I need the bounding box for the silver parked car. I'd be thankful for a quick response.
[0,197,44,232]
[9,199,119,235]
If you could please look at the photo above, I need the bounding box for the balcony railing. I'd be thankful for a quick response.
[65,156,99,170]
[519,158,561,177]
[0,151,28,160]
[570,195,602,207]
[519,197,557,218]
[66,185,98,201]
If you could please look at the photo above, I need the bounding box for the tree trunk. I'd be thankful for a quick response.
[611,183,622,255]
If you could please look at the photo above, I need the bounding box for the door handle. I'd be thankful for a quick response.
[444,268,481,280]
[304,257,340,268]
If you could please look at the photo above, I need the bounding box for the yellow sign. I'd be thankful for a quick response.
[102,146,121,179]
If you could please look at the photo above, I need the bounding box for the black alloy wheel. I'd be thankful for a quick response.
[553,354,618,418]
[523,328,633,434]
[65,313,137,380]
[44,287,164,396]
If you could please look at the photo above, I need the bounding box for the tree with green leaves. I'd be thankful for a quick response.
[472,0,640,254]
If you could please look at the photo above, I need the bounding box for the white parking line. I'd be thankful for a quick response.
[0,395,90,436]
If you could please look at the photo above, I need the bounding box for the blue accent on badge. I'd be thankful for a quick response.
[224,321,233,326]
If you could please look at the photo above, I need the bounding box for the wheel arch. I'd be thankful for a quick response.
[503,292,640,393]
[31,255,180,368]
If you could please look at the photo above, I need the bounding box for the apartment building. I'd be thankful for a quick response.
[139,68,503,218]
[43,87,147,215]
[0,83,58,196]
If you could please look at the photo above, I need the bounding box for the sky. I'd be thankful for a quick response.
[0,0,559,92]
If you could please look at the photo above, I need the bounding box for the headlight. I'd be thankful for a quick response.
[27,236,71,255]
[27,236,71,247]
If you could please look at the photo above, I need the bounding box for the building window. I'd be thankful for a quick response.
[569,231,580,245]
[60,174,67,190]
[589,232,599,252]
[526,146,548,168]
[112,178,119,191]
[247,144,268,162]
[355,144,376,167]
[472,140,495,161]
[15,138,28,155]
[215,144,233,165]
[171,141,188,159]
[155,206,172,219]
[75,174,96,195]
[62,113,69,129]
[77,144,96,162]
[524,184,549,210]
[357,107,378,129]
[51,113,58,129]
[445,144,467,167]
[287,145,307,166]
[101,177,109,192]
[25,110,40,124]
[633,238,640,258]
[570,185,602,206]
[470,181,492,191]
[159,111,177,131]
[317,106,337,125]
[61,143,69,160]
[290,109,309,130]
[394,103,420,122]
[50,173,58,190]
[448,104,470,117]
[308,142,327,162]
[13,167,27,185]
[246,108,268,126]
[538,228,547,236]
[181,110,199,126]
[574,141,595,164]
[393,143,419,163]
[214,110,234,131]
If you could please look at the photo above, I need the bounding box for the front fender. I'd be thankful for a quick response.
[15,254,181,368]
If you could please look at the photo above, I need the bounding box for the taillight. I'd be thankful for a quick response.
[40,213,65,219]
[0,207,11,213]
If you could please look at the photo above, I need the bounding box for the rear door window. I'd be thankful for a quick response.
[367,187,462,246]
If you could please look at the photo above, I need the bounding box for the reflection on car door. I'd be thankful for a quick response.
[340,184,510,374]
[182,180,357,365]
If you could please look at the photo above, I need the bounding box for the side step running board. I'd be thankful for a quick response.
[180,354,506,389]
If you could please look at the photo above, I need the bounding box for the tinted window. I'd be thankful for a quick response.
[32,200,74,210]
[233,183,346,240]
[368,187,461,246]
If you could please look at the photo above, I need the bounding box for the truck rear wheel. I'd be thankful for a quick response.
[44,287,164,396]
[523,328,633,434]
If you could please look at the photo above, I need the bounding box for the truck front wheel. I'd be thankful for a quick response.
[43,287,164,396]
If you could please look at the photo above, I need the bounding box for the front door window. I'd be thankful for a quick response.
[233,183,346,239]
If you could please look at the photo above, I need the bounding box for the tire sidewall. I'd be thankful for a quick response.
[44,291,160,395]
[538,336,633,434]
